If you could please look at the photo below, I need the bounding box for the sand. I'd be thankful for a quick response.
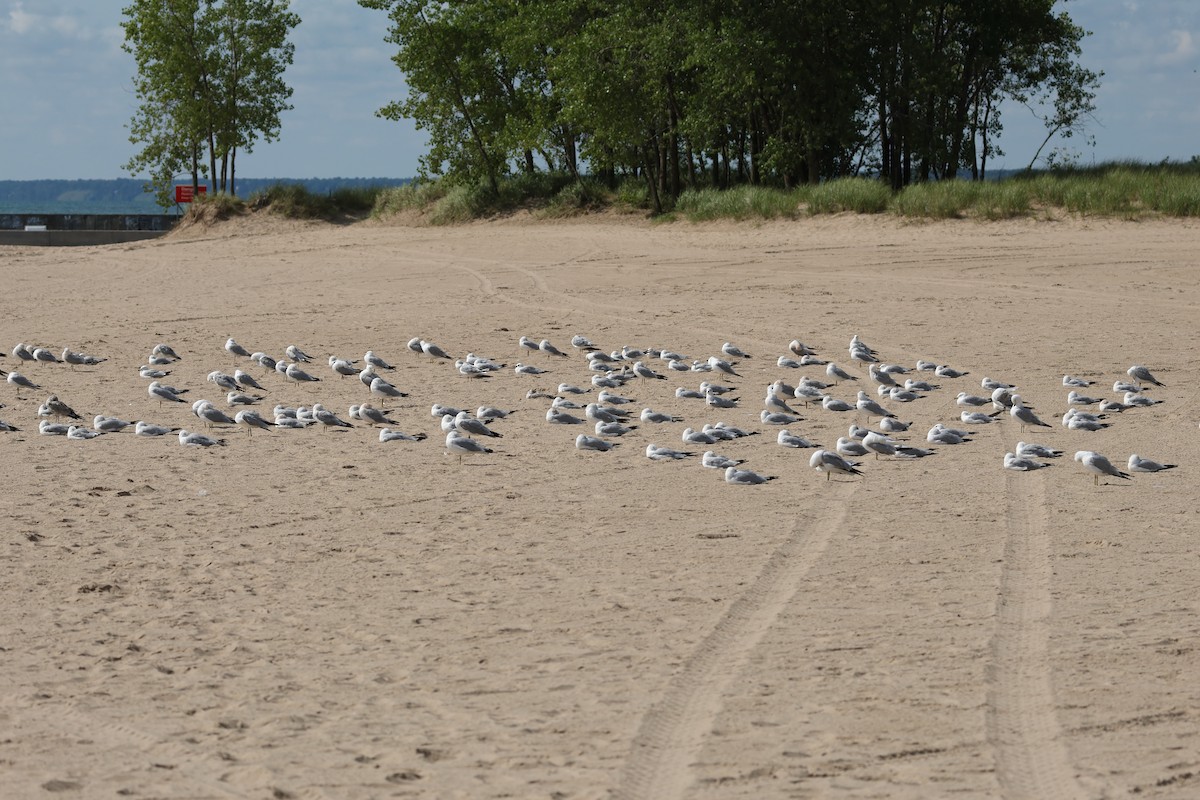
[1,212,1197,799]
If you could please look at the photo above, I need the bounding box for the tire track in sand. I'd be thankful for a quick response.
[616,480,859,800]
[986,471,1086,799]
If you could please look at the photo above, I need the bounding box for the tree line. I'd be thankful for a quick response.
[358,0,1100,211]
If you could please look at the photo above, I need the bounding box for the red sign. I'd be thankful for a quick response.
[174,184,208,203]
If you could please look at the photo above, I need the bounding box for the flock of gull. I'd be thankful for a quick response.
[0,332,1180,486]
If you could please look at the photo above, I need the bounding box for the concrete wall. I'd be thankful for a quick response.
[0,213,179,232]
[0,230,168,247]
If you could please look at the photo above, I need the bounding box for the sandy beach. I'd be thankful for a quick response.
[1,212,1197,799]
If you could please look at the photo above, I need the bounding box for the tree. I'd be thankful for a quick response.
[122,0,299,207]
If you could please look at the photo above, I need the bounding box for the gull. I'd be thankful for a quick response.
[588,350,618,363]
[179,429,226,447]
[683,427,719,445]
[330,357,359,377]
[312,403,353,431]
[879,363,909,375]
[1123,391,1162,407]
[796,376,830,392]
[710,422,757,438]
[234,409,275,435]
[93,415,133,433]
[799,354,827,366]
[725,466,775,484]
[701,425,737,441]
[702,451,745,469]
[439,414,456,433]
[778,429,818,448]
[406,337,424,355]
[778,357,804,369]
[476,406,515,421]
[1113,380,1140,394]
[519,335,540,354]
[364,350,394,370]
[879,417,911,434]
[586,403,628,424]
[810,449,864,480]
[886,387,923,403]
[276,360,290,377]
[134,421,177,436]
[39,420,70,436]
[598,390,635,405]
[982,377,1016,391]
[421,340,453,359]
[699,381,735,395]
[152,343,180,360]
[32,347,61,364]
[708,356,741,377]
[225,338,251,358]
[195,402,237,428]
[148,381,187,404]
[1067,390,1103,405]
[540,339,569,357]
[446,430,493,463]
[591,373,625,388]
[706,391,740,410]
[621,345,645,360]
[286,363,321,382]
[646,443,694,460]
[1128,454,1177,473]
[856,391,895,420]
[140,364,171,379]
[432,403,465,418]
[547,408,585,424]
[1010,395,1052,429]
[961,411,997,425]
[690,360,713,372]
[765,389,799,416]
[789,340,816,356]
[61,347,105,368]
[575,434,617,452]
[595,420,637,436]
[848,424,883,440]
[7,372,40,396]
[821,395,853,413]
[862,431,898,459]
[1075,451,1131,485]
[571,334,599,351]
[934,364,967,378]
[761,409,799,425]
[641,408,682,424]
[227,391,263,406]
[358,366,379,388]
[207,370,240,390]
[380,428,426,442]
[44,395,82,420]
[0,418,19,432]
[285,344,313,362]
[12,343,34,363]
[558,383,590,395]
[274,416,311,429]
[1016,442,1062,458]
[991,387,1017,411]
[633,361,667,381]
[722,342,751,359]
[370,377,407,402]
[256,353,277,370]
[552,396,582,409]
[1004,452,1051,471]
[352,402,396,429]
[957,392,991,407]
[457,360,492,379]
[836,437,870,457]
[1063,375,1092,387]
[515,363,549,375]
[1127,365,1164,387]
[792,384,824,406]
[916,360,937,372]
[455,411,502,438]
[1063,409,1109,431]
[867,364,897,387]
[927,424,970,445]
[67,425,104,440]
[668,359,692,371]
[233,369,264,390]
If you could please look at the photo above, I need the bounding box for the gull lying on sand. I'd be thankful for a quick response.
[1128,454,1177,473]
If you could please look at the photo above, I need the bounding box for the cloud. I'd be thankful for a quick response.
[6,1,35,34]
[1157,29,1197,65]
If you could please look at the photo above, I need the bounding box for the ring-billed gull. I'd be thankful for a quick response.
[225,338,251,358]
[179,429,226,447]
[39,420,69,436]
[879,417,911,433]
[446,430,492,462]
[1122,391,1162,407]
[540,339,569,357]
[330,357,358,377]
[547,408,585,424]
[364,350,394,370]
[286,363,321,382]
[140,364,171,379]
[934,364,967,378]
[789,340,816,356]
[1004,452,1051,471]
[645,443,694,460]
[152,343,180,360]
[67,425,103,440]
[702,451,745,469]
[856,391,895,420]
[1063,375,1092,387]
[725,466,775,484]
[454,411,502,438]
[571,335,599,351]
[1127,365,1164,387]
[707,356,742,377]
[380,428,426,442]
[149,381,187,404]
[234,369,264,390]
[421,340,453,359]
[32,347,61,364]
[7,372,40,396]
[722,342,751,359]
[682,427,719,445]
[595,420,637,436]
[1016,441,1062,458]
[285,344,313,362]
[778,429,818,448]
[1128,454,1177,473]
[821,395,853,413]
[956,392,991,407]
[1067,390,1103,405]
[641,408,682,423]
[227,391,263,406]
[45,395,82,420]
[235,409,275,434]
[810,449,863,480]
[61,347,105,368]
[575,434,617,452]
[1074,451,1131,485]
[93,415,134,433]
[207,371,239,390]
[1009,395,1052,429]
[134,421,177,437]
[836,437,870,457]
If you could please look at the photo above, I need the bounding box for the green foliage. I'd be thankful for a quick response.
[806,179,892,214]
[122,0,299,208]
[249,183,383,219]
[676,186,803,221]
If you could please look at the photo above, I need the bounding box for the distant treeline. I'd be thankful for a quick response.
[0,178,412,210]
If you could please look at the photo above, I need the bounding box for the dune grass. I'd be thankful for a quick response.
[363,161,1200,223]
[249,183,384,219]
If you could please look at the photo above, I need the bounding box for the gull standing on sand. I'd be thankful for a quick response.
[1127,365,1164,387]
[61,347,105,368]
[235,409,275,435]
[445,430,492,462]
[364,350,394,370]
[810,449,864,480]
[7,372,40,396]
[196,401,237,428]
[421,340,453,359]
[149,381,187,404]
[707,356,741,377]
[234,369,264,390]
[722,342,751,359]
[454,411,502,438]
[856,390,895,420]
[312,403,353,431]
[1009,395,1052,429]
[225,338,251,358]
[286,362,321,382]
[286,345,313,362]
[44,395,82,420]
[1075,451,1131,485]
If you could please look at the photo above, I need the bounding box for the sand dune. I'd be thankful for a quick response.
[1,213,1197,798]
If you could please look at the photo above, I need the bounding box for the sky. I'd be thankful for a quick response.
[0,0,1198,181]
